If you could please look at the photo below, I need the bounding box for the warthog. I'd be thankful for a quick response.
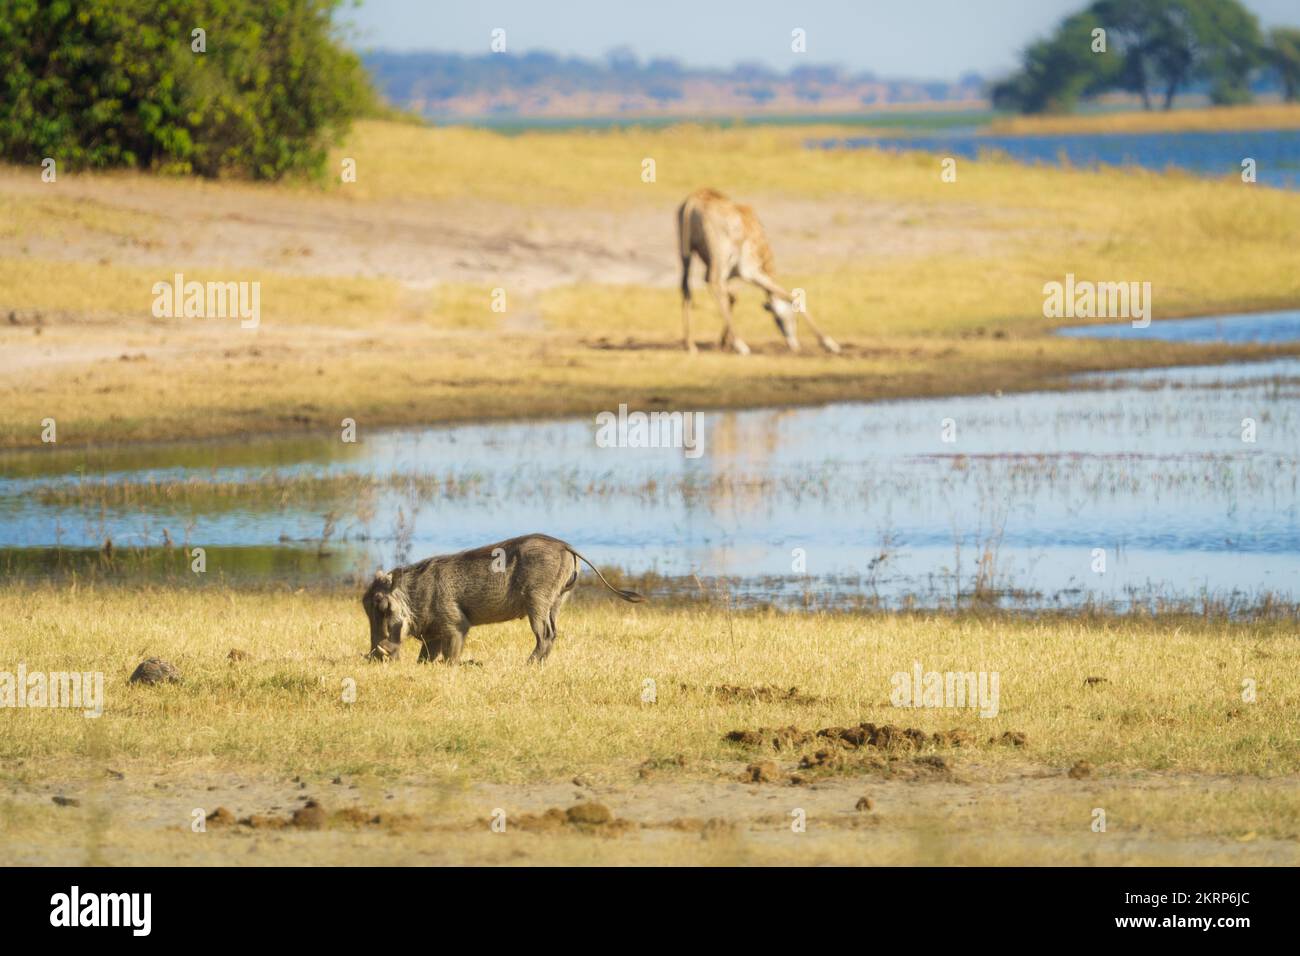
[362,534,645,664]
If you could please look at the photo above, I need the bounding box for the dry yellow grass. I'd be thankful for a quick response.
[1,584,1296,865]
[987,102,1300,136]
[5,584,1294,778]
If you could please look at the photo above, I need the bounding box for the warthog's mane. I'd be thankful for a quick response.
[386,583,415,639]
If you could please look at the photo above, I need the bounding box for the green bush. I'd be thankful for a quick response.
[0,0,373,179]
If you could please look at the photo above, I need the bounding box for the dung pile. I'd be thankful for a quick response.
[725,721,993,753]
[508,802,634,835]
[708,684,821,705]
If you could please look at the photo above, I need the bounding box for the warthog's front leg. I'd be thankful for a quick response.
[431,620,469,663]
[417,634,446,663]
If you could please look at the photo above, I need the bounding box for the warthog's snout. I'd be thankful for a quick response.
[362,570,408,662]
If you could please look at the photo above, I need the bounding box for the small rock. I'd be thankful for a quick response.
[52,795,80,807]
[744,761,781,783]
[855,796,875,812]
[129,658,181,685]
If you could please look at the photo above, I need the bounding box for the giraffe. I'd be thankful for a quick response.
[677,188,840,355]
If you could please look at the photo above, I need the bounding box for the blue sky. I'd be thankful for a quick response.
[344,0,1299,80]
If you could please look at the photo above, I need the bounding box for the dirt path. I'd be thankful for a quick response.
[5,761,1295,866]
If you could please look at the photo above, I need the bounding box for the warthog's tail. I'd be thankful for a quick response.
[569,550,646,603]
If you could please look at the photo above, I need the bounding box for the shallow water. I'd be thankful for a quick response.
[1057,308,1300,344]
[811,128,1300,189]
[3,345,1297,610]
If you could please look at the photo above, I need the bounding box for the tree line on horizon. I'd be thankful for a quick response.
[362,47,984,115]
[3,0,1299,181]
[993,0,1300,113]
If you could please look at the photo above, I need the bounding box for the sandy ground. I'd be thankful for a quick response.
[5,761,1295,866]
[1,165,1008,294]
[1,167,998,381]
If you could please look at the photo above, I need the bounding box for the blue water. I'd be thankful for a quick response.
[2,349,1298,610]
[1057,308,1300,343]
[811,128,1300,189]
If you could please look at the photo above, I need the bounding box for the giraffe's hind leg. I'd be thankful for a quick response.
[681,256,697,353]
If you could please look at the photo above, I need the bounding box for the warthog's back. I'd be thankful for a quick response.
[399,533,575,628]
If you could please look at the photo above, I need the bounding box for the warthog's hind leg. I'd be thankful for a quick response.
[526,608,556,664]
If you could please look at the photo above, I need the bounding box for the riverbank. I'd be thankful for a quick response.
[986,102,1300,136]
[2,584,1296,865]
[2,120,1298,450]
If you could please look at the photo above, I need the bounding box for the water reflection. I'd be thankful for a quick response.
[2,358,1297,610]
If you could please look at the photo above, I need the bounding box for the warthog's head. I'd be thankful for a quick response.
[763,296,799,350]
[361,570,411,661]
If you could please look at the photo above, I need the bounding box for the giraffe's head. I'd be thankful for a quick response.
[763,296,799,351]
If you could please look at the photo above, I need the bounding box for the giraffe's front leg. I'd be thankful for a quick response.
[711,281,748,355]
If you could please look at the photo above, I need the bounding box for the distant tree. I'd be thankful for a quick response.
[790,65,842,85]
[739,86,776,105]
[1188,0,1264,104]
[1268,27,1300,100]
[732,61,778,82]
[605,46,639,74]
[992,10,1119,113]
[646,57,684,77]
[0,0,372,178]
[645,84,684,104]
[993,0,1263,113]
